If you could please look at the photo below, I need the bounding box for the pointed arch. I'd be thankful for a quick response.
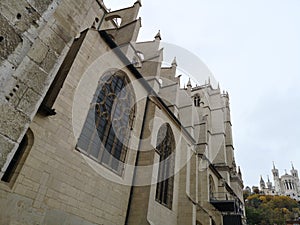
[209,175,216,199]
[155,123,175,209]
[193,93,201,107]
[77,69,135,174]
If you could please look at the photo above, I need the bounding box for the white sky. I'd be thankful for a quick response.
[104,0,300,188]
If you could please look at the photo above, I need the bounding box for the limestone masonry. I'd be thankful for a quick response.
[0,1,245,224]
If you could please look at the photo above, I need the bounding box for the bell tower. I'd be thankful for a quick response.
[291,162,300,192]
[272,162,281,194]
[291,162,298,178]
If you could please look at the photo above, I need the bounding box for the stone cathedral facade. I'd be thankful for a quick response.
[0,1,245,224]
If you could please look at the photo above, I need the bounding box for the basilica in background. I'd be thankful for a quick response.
[259,163,300,201]
[0,0,245,224]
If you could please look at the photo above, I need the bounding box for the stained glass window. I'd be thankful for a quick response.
[77,70,135,174]
[155,123,175,209]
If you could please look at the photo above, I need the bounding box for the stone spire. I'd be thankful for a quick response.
[272,162,281,193]
[171,57,177,67]
[134,0,142,7]
[291,162,298,178]
[187,78,192,88]
[260,175,266,189]
[272,162,279,177]
[154,30,161,40]
[238,166,242,178]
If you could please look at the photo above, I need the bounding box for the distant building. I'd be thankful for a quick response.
[259,163,300,201]
[251,186,259,194]
[244,186,251,194]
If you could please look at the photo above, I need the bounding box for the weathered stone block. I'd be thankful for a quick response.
[53,0,92,36]
[50,22,73,44]
[6,34,33,67]
[0,134,16,169]
[17,88,42,115]
[39,25,67,55]
[13,56,50,95]
[0,0,40,33]
[1,78,29,110]
[26,0,53,15]
[40,49,58,73]
[0,60,16,93]
[0,14,22,60]
[27,38,49,64]
[0,103,30,142]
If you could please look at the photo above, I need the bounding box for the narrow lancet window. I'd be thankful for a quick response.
[155,123,175,209]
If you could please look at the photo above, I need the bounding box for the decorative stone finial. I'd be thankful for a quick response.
[291,161,295,170]
[155,30,161,40]
[238,166,241,176]
[187,78,192,87]
[134,0,142,7]
[172,57,177,67]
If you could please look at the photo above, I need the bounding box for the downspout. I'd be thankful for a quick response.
[125,96,150,225]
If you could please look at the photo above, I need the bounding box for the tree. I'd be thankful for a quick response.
[245,194,300,225]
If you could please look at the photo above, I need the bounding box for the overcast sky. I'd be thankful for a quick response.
[104,0,300,188]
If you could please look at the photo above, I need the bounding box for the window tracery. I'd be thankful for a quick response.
[155,123,175,209]
[77,70,135,174]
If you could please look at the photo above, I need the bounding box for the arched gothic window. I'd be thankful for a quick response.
[77,70,135,174]
[155,123,175,209]
[209,175,216,199]
[194,94,201,107]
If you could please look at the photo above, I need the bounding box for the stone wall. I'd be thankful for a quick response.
[0,28,145,225]
[0,1,245,224]
[0,0,110,176]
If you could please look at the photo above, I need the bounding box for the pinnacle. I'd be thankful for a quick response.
[154,30,161,40]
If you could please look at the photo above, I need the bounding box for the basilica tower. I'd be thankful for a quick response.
[291,163,300,192]
[272,163,281,194]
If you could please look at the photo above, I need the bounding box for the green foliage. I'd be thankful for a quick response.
[245,194,300,225]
